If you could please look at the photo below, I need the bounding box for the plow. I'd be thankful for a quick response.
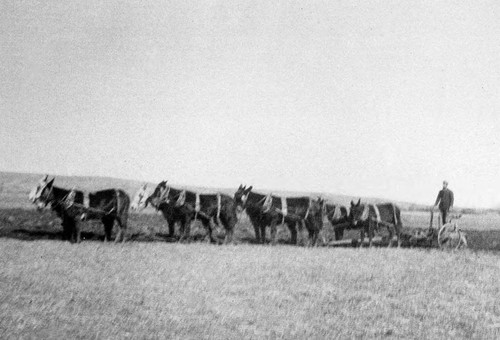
[401,209,468,249]
[326,209,468,249]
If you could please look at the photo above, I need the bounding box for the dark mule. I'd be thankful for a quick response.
[29,176,83,243]
[79,189,130,242]
[234,185,324,246]
[30,175,130,243]
[350,199,402,247]
[133,181,237,244]
[324,203,350,241]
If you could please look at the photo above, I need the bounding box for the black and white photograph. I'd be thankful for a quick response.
[1,1,499,338]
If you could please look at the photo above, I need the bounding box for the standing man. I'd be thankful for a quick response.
[434,180,454,225]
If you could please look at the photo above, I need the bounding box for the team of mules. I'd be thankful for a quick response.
[29,175,403,247]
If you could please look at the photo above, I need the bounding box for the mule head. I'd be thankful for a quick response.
[350,199,365,226]
[147,180,169,209]
[311,196,325,219]
[29,175,54,210]
[234,185,252,212]
[131,184,150,211]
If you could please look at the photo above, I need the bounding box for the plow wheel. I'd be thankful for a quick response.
[437,223,466,250]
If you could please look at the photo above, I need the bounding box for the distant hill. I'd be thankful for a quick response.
[0,171,444,212]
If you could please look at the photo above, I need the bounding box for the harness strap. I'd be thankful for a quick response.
[262,193,272,213]
[195,193,200,213]
[193,193,199,221]
[360,204,370,221]
[372,204,381,223]
[304,198,311,220]
[279,197,287,225]
[160,186,171,203]
[217,193,221,220]
[392,204,398,225]
[65,188,77,208]
[175,190,186,207]
[113,190,120,214]
[281,197,288,217]
[84,192,89,208]
[332,205,341,221]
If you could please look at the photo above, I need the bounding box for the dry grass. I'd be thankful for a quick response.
[1,240,500,339]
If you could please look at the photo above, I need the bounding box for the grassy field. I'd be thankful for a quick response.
[1,171,500,338]
[1,240,500,339]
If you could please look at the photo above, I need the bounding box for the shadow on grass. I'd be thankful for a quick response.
[2,229,104,242]
[1,208,499,251]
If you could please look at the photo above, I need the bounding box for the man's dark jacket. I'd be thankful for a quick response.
[435,188,454,210]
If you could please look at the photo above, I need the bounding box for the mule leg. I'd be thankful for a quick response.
[359,228,365,248]
[166,217,176,239]
[303,220,312,247]
[288,222,298,245]
[396,223,402,248]
[115,217,127,243]
[259,224,266,244]
[202,219,215,243]
[270,220,278,245]
[223,215,236,245]
[368,221,374,247]
[102,217,113,242]
[387,225,394,248]
[75,220,81,243]
[68,219,76,244]
[62,216,71,242]
[168,220,175,238]
[334,226,344,241]
[253,223,261,243]
[180,216,192,243]
[178,220,185,242]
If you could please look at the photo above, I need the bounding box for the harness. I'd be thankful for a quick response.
[175,190,186,207]
[392,203,398,225]
[304,198,312,220]
[217,193,221,221]
[262,193,273,213]
[160,186,171,204]
[327,204,342,221]
[65,188,117,218]
[159,185,223,222]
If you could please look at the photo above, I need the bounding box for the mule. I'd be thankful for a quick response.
[132,181,237,244]
[234,185,324,246]
[29,175,130,243]
[324,203,350,241]
[29,175,83,243]
[350,199,402,247]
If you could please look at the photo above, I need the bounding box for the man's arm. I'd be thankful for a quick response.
[434,190,442,206]
[450,191,454,209]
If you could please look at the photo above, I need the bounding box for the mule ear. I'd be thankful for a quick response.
[47,178,55,187]
[247,186,253,192]
[238,184,242,189]
[357,198,361,206]
[350,200,354,207]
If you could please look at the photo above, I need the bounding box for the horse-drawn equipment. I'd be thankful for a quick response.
[402,209,467,250]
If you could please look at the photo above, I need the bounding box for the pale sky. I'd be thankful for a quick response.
[1,1,499,208]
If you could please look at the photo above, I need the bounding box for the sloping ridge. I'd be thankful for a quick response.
[1,171,426,210]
